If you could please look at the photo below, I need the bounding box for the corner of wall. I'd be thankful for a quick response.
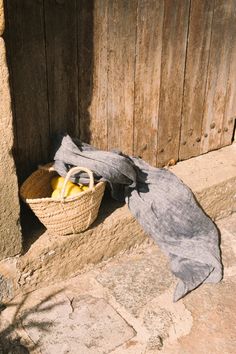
[0,1,22,260]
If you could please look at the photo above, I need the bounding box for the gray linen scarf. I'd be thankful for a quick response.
[53,134,222,301]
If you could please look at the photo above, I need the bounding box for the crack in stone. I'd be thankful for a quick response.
[65,296,75,317]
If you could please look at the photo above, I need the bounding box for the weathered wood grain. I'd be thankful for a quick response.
[4,0,236,178]
[133,0,164,165]
[200,0,236,153]
[179,0,214,160]
[77,0,94,143]
[157,0,190,166]
[4,0,49,182]
[107,0,137,155]
[221,2,236,146]
[87,0,108,150]
[44,0,78,138]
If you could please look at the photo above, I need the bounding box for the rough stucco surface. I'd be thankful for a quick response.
[0,0,4,36]
[0,37,22,260]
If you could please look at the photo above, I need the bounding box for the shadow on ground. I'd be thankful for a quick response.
[0,290,65,354]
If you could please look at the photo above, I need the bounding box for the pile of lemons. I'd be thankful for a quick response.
[51,176,89,199]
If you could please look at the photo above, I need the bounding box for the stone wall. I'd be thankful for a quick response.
[0,0,22,260]
[0,0,4,35]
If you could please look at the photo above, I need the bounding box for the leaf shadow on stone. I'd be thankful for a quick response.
[0,289,65,354]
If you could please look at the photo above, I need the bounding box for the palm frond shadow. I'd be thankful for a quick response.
[0,289,65,353]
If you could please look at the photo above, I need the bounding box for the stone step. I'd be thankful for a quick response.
[170,143,236,221]
[0,213,235,354]
[0,143,235,301]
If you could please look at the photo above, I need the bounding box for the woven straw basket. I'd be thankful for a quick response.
[20,165,105,236]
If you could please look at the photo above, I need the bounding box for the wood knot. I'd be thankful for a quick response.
[166,159,176,168]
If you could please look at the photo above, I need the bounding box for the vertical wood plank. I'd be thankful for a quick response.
[44,0,78,137]
[133,0,164,165]
[200,0,235,153]
[87,0,108,150]
[179,0,214,160]
[4,0,49,182]
[221,2,236,146]
[157,0,190,166]
[107,0,137,155]
[77,0,94,143]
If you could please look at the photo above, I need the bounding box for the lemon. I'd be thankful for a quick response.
[51,176,66,190]
[51,176,78,191]
[51,176,82,198]
[64,184,82,197]
[82,185,89,191]
[51,189,61,199]
[51,185,82,198]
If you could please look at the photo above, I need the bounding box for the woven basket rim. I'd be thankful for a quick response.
[19,164,106,235]
[22,180,105,204]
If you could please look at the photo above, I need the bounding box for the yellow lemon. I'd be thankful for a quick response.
[51,176,76,191]
[51,176,65,190]
[82,185,89,191]
[51,176,82,197]
[64,184,82,197]
[51,189,61,199]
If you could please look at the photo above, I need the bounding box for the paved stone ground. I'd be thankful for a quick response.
[0,213,236,354]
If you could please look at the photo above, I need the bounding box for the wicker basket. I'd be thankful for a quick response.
[20,165,106,236]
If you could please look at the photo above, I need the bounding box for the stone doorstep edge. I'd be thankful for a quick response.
[196,176,236,221]
[0,150,236,302]
[0,204,151,303]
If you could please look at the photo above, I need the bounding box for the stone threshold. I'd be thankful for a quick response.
[0,143,235,302]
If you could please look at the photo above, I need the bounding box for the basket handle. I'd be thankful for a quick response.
[61,166,94,199]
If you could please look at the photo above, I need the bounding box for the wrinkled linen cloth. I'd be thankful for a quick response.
[53,134,222,301]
